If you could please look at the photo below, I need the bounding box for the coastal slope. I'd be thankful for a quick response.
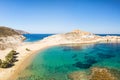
[0,26,25,50]
[15,29,29,34]
[41,30,120,44]
[0,29,120,80]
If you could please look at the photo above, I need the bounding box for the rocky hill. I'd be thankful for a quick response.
[0,26,25,50]
[0,27,20,37]
[15,29,29,34]
[41,29,120,44]
[41,30,100,43]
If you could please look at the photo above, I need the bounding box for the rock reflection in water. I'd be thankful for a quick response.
[61,43,94,51]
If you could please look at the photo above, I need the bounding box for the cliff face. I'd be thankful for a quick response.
[0,26,25,50]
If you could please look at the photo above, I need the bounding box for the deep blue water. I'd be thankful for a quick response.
[23,34,54,42]
[23,34,120,42]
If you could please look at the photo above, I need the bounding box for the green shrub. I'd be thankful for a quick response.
[0,50,18,68]
[5,50,18,63]
[9,50,17,55]
[5,56,14,63]
[0,59,2,66]
[26,48,30,51]
[0,61,11,68]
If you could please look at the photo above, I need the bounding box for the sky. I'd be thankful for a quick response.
[0,0,120,34]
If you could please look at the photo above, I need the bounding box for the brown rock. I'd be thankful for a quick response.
[68,71,88,80]
[89,67,117,80]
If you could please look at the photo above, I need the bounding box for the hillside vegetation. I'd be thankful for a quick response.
[0,26,20,37]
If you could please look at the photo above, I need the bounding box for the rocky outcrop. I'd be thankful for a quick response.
[68,71,88,80]
[100,36,120,42]
[41,30,120,44]
[0,26,25,50]
[68,67,120,80]
[0,35,25,50]
[89,67,117,80]
[41,30,99,44]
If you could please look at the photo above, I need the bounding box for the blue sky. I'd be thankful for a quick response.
[0,0,120,34]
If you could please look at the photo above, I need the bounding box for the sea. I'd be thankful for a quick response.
[17,34,120,80]
[23,34,120,42]
[23,34,54,42]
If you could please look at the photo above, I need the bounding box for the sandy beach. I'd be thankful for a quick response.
[0,41,96,80]
[0,40,60,80]
[0,32,120,80]
[0,0,120,79]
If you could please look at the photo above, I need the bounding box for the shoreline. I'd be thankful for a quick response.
[0,37,120,80]
[0,40,60,80]
[12,41,120,80]
[11,44,61,80]
[9,50,40,80]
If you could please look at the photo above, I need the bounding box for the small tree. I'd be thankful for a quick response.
[0,61,10,68]
[0,50,18,68]
[9,50,17,55]
[0,59,2,66]
[26,48,30,51]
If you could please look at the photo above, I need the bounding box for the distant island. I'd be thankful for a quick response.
[0,26,120,80]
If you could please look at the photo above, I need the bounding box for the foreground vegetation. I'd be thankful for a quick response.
[0,50,18,68]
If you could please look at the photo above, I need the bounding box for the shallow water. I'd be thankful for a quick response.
[17,43,120,80]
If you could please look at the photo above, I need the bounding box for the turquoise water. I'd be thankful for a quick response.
[17,43,120,80]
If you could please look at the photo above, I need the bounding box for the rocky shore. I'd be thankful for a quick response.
[68,67,120,80]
